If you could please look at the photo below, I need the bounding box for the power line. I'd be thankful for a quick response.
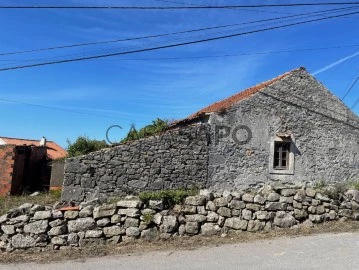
[0,7,355,68]
[153,0,294,14]
[342,75,359,100]
[1,44,358,62]
[0,10,358,72]
[1,2,359,9]
[0,98,119,119]
[1,6,354,57]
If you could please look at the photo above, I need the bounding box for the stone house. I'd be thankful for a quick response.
[62,67,359,202]
[0,136,67,195]
[171,67,359,190]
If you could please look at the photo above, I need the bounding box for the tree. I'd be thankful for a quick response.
[67,136,108,157]
[121,118,169,143]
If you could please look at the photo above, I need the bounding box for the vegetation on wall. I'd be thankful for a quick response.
[121,118,169,143]
[66,136,108,157]
[139,189,198,208]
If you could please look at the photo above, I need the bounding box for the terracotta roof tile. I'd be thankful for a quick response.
[0,137,67,160]
[175,67,304,125]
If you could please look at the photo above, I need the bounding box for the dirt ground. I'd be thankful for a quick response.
[1,221,359,264]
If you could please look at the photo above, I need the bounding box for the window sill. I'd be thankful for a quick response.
[269,169,294,175]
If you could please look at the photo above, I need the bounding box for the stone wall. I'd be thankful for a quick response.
[207,69,359,191]
[1,185,359,252]
[62,125,210,202]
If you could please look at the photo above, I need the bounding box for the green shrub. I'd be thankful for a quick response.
[121,118,169,143]
[67,135,108,157]
[139,189,198,207]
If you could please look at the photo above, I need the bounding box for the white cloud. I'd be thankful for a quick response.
[312,50,359,75]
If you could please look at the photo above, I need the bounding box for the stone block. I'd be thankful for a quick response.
[201,223,218,236]
[213,197,227,207]
[97,218,111,227]
[242,194,254,203]
[185,214,207,223]
[117,200,143,209]
[12,234,36,248]
[253,195,266,205]
[48,225,67,236]
[103,226,125,237]
[1,225,15,235]
[93,204,117,219]
[124,217,139,228]
[267,192,280,202]
[126,227,140,237]
[217,207,232,218]
[247,220,264,232]
[224,218,247,230]
[64,211,79,220]
[207,211,219,222]
[185,222,199,235]
[141,227,158,240]
[273,213,297,228]
[33,211,51,220]
[228,200,245,210]
[185,196,206,206]
[265,202,287,211]
[280,189,297,197]
[24,220,48,234]
[160,216,178,233]
[68,218,95,233]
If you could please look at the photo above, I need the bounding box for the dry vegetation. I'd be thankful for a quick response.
[0,190,61,216]
[1,221,359,264]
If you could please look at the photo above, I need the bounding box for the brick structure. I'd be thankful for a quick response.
[0,145,16,195]
[0,137,67,195]
[0,145,49,196]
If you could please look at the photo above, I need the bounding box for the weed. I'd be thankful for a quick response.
[313,180,326,190]
[139,189,198,208]
[322,182,347,201]
[49,189,62,199]
[348,180,359,190]
[142,212,154,225]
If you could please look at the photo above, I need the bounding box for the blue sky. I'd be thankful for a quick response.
[0,0,358,148]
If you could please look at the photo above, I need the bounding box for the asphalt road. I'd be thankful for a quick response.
[3,232,359,270]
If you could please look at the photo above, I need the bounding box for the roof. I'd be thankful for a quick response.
[173,67,305,126]
[0,136,67,160]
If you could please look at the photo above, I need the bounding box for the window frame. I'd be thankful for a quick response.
[269,135,295,175]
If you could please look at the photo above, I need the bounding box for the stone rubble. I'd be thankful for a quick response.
[0,186,358,252]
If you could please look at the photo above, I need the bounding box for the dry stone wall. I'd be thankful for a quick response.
[62,125,210,202]
[1,186,359,252]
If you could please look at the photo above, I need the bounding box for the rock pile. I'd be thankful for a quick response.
[1,186,359,252]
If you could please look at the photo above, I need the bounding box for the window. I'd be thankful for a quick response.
[273,141,290,169]
[269,135,295,175]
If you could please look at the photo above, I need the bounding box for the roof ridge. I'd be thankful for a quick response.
[171,67,306,127]
[0,136,55,143]
[179,67,305,124]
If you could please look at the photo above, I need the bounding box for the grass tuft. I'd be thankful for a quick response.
[313,180,326,190]
[139,189,198,208]
[142,212,154,225]
[348,180,359,190]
